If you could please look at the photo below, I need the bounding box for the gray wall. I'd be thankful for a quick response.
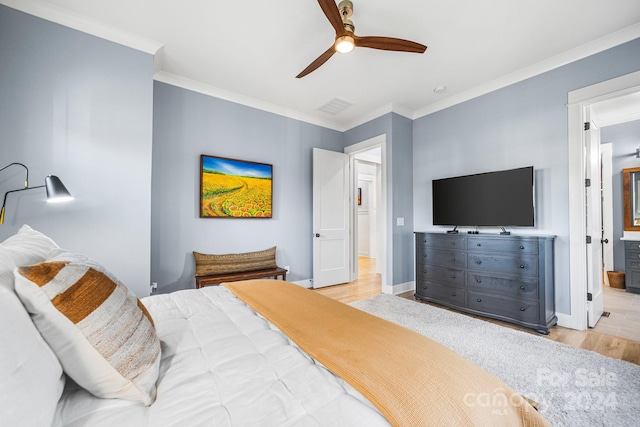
[413,38,640,314]
[344,113,415,286]
[0,6,155,297]
[602,120,640,271]
[5,4,640,307]
[151,82,344,293]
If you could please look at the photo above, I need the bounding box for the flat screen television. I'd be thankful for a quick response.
[432,166,534,227]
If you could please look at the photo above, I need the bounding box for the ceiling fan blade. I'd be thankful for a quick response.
[354,35,427,53]
[317,0,346,35]
[296,46,336,78]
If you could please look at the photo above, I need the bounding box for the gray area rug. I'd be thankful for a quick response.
[350,294,639,427]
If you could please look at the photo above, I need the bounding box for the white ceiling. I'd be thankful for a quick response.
[5,0,640,130]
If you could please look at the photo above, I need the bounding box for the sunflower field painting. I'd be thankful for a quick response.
[200,155,273,218]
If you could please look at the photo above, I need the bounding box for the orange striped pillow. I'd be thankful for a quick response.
[14,249,160,405]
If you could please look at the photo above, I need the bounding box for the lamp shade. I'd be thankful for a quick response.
[335,35,355,54]
[45,175,73,202]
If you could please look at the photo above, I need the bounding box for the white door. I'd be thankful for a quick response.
[585,117,604,327]
[312,148,350,288]
[601,143,614,284]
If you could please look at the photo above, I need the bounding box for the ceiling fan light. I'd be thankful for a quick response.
[335,35,355,54]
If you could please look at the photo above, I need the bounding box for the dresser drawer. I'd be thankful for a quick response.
[468,254,538,277]
[625,250,640,263]
[467,273,538,299]
[467,290,539,323]
[625,270,640,289]
[467,238,538,254]
[416,264,465,287]
[625,258,640,271]
[417,234,466,250]
[624,240,640,252]
[417,247,466,269]
[416,282,465,306]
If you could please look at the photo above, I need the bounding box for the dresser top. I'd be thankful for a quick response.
[414,231,556,240]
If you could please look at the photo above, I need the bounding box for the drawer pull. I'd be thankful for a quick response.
[519,265,525,269]
[519,246,525,250]
[520,286,526,290]
[476,279,482,283]
[423,270,427,274]
[477,243,481,247]
[450,242,456,246]
[450,257,456,261]
[423,254,427,257]
[520,307,526,311]
[450,275,456,279]
[476,260,482,265]
[476,298,482,302]
[451,292,456,297]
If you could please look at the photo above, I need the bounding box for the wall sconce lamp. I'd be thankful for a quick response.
[0,163,73,224]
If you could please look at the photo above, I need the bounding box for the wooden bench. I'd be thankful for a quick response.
[195,266,287,288]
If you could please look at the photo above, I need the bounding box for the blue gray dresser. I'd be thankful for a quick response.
[624,240,640,294]
[414,232,557,334]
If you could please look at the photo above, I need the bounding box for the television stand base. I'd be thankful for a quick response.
[499,226,511,236]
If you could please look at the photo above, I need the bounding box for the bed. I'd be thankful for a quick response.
[0,225,550,426]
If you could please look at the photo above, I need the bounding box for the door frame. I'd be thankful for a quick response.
[344,134,389,291]
[566,70,640,330]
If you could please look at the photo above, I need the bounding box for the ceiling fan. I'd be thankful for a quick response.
[296,0,427,78]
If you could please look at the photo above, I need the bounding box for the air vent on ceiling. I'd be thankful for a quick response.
[317,97,354,115]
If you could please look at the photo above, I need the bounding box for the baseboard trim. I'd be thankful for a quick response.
[382,281,415,295]
[292,279,313,289]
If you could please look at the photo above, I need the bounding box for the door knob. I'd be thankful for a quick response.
[314,233,320,237]
[602,238,609,244]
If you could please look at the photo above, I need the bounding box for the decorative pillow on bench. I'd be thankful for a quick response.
[193,246,277,276]
[14,249,161,406]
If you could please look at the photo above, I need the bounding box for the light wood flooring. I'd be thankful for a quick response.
[314,257,640,366]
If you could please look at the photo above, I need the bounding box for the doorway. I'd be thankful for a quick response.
[567,70,640,331]
[345,135,389,291]
[592,118,640,341]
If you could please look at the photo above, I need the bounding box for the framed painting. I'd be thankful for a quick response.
[200,155,272,218]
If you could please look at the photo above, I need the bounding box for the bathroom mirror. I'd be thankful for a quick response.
[623,167,640,231]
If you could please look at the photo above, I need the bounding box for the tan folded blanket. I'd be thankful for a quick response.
[224,280,550,427]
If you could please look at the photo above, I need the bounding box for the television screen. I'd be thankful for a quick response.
[432,166,534,227]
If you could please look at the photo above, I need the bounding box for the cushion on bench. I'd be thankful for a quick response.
[193,246,277,276]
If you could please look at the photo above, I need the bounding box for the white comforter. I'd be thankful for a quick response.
[54,286,389,426]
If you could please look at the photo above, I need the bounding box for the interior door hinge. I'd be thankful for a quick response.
[585,178,591,187]
[587,293,593,301]
[586,235,592,244]
[584,122,591,131]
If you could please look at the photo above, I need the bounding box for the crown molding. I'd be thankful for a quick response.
[413,22,640,120]
[342,104,413,131]
[154,71,344,132]
[0,0,163,55]
[4,0,639,131]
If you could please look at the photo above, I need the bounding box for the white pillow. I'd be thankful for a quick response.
[14,249,161,405]
[0,224,59,290]
[0,225,64,427]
